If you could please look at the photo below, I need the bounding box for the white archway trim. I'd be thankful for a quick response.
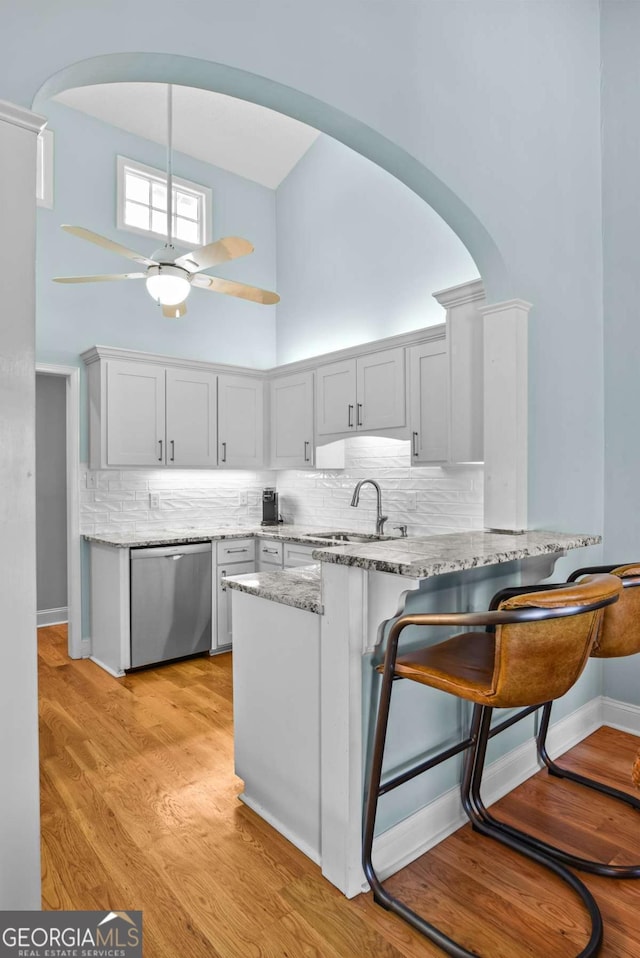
[36,363,84,659]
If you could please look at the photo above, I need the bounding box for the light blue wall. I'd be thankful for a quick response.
[275,135,478,364]
[600,1,640,705]
[36,100,277,371]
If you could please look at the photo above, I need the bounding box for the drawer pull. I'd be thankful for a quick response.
[226,547,248,554]
[263,547,279,554]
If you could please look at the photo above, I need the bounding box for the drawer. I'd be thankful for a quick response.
[217,538,256,562]
[283,542,316,568]
[258,540,284,565]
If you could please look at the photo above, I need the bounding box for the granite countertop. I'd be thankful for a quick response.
[82,524,382,549]
[224,564,322,615]
[311,530,601,579]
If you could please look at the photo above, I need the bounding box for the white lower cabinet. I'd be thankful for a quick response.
[215,538,256,650]
[283,542,316,568]
[257,539,284,571]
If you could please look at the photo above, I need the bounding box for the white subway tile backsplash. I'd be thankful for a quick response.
[79,439,484,538]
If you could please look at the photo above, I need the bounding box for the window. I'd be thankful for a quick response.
[36,129,54,209]
[116,156,211,247]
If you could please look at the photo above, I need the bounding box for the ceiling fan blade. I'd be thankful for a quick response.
[53,272,146,283]
[174,237,254,273]
[162,301,188,319]
[193,274,279,305]
[61,225,157,267]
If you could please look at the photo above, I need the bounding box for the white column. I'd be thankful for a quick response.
[0,98,46,908]
[433,278,486,464]
[479,299,532,532]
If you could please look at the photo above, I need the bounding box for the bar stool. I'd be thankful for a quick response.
[362,573,621,958]
[484,563,640,879]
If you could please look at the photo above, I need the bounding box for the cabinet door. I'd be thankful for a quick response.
[106,360,166,466]
[283,542,316,568]
[270,371,314,468]
[356,347,405,431]
[257,540,284,571]
[217,559,255,649]
[218,375,264,468]
[316,359,356,436]
[409,341,449,464]
[165,366,217,467]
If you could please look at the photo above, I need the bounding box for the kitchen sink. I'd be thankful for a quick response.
[311,531,389,543]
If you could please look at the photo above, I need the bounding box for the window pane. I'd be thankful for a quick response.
[152,181,167,212]
[125,200,150,231]
[175,190,198,218]
[151,209,168,236]
[125,172,150,205]
[175,217,200,245]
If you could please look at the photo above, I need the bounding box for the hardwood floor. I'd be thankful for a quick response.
[39,625,640,957]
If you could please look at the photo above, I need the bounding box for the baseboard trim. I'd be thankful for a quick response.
[239,791,321,866]
[602,697,640,736]
[371,696,603,882]
[89,655,125,679]
[37,607,68,628]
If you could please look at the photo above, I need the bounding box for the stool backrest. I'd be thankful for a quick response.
[494,574,622,707]
[591,564,640,658]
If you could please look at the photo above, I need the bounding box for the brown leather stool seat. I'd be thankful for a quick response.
[362,573,622,958]
[526,563,640,878]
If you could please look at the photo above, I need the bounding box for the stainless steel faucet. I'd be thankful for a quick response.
[350,479,388,535]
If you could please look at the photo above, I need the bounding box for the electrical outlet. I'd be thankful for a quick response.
[85,472,96,489]
[406,493,417,511]
[238,491,248,506]
[149,492,160,509]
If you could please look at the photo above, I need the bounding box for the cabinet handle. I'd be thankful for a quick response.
[412,431,419,457]
[158,439,163,462]
[304,440,310,462]
[348,404,354,428]
[357,403,363,427]
[170,439,175,462]
[220,569,227,590]
[166,554,183,561]
[226,547,248,554]
[263,547,279,554]
[221,441,227,463]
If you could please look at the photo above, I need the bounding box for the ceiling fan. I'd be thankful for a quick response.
[53,86,279,319]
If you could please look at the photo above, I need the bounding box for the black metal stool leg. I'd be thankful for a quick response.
[463,704,640,879]
[363,666,485,957]
[538,700,640,812]
[461,706,603,958]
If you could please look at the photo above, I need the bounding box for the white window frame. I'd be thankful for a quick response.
[116,155,212,248]
[36,128,54,209]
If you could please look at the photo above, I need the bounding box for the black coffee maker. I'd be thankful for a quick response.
[261,487,280,526]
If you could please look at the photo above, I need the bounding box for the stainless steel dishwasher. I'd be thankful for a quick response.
[130,541,212,668]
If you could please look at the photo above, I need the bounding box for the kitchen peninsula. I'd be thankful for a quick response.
[225,528,600,898]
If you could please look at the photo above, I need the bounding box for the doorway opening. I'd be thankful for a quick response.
[35,363,82,659]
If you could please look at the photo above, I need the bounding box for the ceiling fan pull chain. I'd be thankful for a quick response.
[167,83,173,248]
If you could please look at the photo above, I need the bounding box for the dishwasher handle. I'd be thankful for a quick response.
[131,542,212,560]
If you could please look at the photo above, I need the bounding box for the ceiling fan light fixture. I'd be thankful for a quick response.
[145,265,191,306]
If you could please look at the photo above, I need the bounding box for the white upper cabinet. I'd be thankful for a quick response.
[409,340,449,464]
[165,366,217,467]
[316,347,405,439]
[218,374,264,469]
[106,360,166,467]
[86,349,218,469]
[270,371,315,468]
